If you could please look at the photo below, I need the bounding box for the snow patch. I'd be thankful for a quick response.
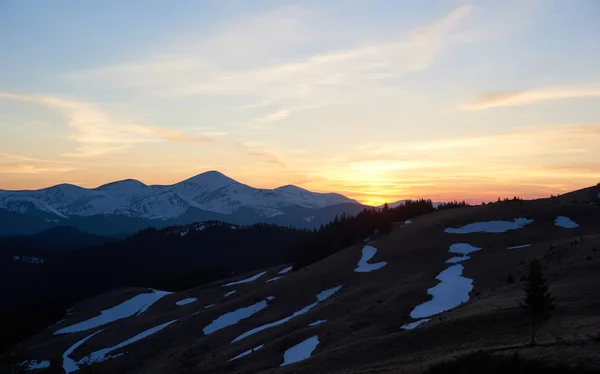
[180,230,189,237]
[204,304,215,309]
[63,329,104,373]
[405,219,413,224]
[280,336,319,367]
[224,290,237,298]
[278,266,293,275]
[266,276,283,283]
[449,243,481,255]
[25,360,50,371]
[401,318,430,330]
[232,286,342,342]
[308,320,327,327]
[13,256,44,264]
[445,218,533,234]
[446,256,470,264]
[354,245,387,273]
[229,345,264,361]
[82,320,177,364]
[555,216,579,229]
[175,298,197,306]
[507,244,531,249]
[203,297,274,335]
[222,271,267,287]
[410,264,473,319]
[55,290,171,334]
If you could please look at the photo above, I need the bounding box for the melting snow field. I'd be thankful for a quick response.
[507,244,531,249]
[222,271,267,287]
[278,266,293,275]
[232,286,343,343]
[82,320,178,364]
[175,298,197,306]
[204,297,274,335]
[555,216,579,229]
[280,336,319,367]
[224,290,237,297]
[410,264,473,318]
[229,344,264,361]
[445,218,533,234]
[63,330,104,373]
[354,245,387,273]
[401,318,430,330]
[55,290,171,335]
[308,320,327,327]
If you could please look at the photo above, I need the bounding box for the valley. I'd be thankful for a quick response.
[4,187,600,373]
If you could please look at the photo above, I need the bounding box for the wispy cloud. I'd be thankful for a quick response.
[65,5,474,117]
[0,92,222,158]
[0,164,74,174]
[464,86,600,110]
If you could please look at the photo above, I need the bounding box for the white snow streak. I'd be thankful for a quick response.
[224,290,237,298]
[401,318,431,330]
[445,256,470,264]
[204,304,215,309]
[222,271,267,287]
[278,266,293,275]
[55,290,171,335]
[266,276,283,283]
[445,218,533,234]
[229,345,264,361]
[63,329,104,373]
[555,216,579,228]
[354,245,387,273]
[175,298,197,306]
[308,320,327,327]
[232,286,342,343]
[507,244,531,249]
[82,320,178,364]
[280,336,319,366]
[203,297,274,335]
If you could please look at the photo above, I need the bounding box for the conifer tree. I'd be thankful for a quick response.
[522,259,556,346]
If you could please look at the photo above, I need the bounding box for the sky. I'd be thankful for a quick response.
[1,0,599,206]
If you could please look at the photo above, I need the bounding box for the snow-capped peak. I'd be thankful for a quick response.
[0,171,361,220]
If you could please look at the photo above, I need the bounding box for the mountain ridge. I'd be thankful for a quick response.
[0,171,360,219]
[0,171,366,236]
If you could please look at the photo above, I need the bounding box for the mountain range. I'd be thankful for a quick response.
[0,171,366,236]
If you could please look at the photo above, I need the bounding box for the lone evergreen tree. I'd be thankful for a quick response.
[522,259,556,346]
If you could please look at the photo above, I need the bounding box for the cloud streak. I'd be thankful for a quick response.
[65,5,474,118]
[464,86,600,110]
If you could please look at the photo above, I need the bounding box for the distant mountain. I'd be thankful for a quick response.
[0,171,365,236]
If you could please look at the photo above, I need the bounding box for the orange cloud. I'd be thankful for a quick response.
[464,86,600,110]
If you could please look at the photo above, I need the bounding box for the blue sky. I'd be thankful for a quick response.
[1,0,599,204]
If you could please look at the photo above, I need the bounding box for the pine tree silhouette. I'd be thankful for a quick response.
[522,259,556,346]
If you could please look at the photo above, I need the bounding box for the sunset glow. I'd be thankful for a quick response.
[1,1,599,205]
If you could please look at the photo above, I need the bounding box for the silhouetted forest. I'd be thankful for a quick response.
[292,199,446,269]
